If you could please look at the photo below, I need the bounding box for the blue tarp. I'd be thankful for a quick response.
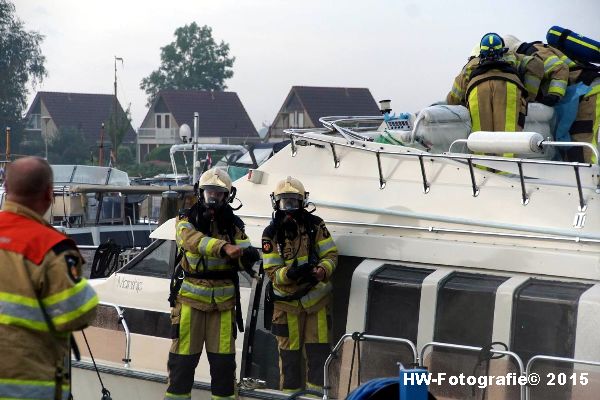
[553,82,591,142]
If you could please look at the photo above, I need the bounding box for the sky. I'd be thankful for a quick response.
[13,0,600,132]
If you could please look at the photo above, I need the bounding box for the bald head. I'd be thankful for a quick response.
[5,157,53,213]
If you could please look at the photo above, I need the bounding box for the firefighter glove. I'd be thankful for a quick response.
[286,259,305,281]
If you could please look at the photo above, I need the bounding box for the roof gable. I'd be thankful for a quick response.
[290,86,380,125]
[29,91,136,143]
[150,90,258,139]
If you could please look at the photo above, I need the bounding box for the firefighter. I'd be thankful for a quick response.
[262,176,338,394]
[447,32,544,133]
[165,168,260,400]
[551,39,600,163]
[504,34,570,107]
[0,157,99,400]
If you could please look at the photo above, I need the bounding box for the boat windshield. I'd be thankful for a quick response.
[52,165,130,186]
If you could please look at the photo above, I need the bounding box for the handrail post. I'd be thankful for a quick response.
[467,158,480,197]
[517,161,529,205]
[376,152,386,189]
[99,301,131,368]
[418,155,430,194]
[330,143,340,168]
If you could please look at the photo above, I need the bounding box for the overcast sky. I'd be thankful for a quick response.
[14,0,600,131]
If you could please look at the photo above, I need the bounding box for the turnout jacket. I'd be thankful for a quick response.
[262,213,338,314]
[175,207,251,312]
[521,43,570,99]
[0,201,98,400]
[447,52,544,105]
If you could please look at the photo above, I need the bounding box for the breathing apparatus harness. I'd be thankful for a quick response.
[263,197,321,329]
[168,183,258,334]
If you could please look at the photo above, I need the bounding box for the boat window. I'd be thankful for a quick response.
[512,279,592,362]
[235,148,273,165]
[72,165,111,185]
[434,272,508,346]
[122,239,174,278]
[512,279,592,399]
[428,272,508,400]
[366,264,433,343]
[52,165,76,184]
[107,169,130,185]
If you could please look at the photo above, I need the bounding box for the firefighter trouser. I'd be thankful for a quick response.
[165,302,236,400]
[271,307,331,393]
[468,80,526,133]
[569,92,600,163]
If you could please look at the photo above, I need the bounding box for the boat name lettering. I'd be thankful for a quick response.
[116,276,143,293]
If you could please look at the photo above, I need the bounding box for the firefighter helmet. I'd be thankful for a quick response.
[479,33,507,59]
[198,168,232,208]
[271,176,308,211]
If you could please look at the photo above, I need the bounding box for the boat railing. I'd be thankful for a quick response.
[97,301,131,368]
[323,332,418,399]
[525,355,600,400]
[420,341,526,400]
[285,123,596,213]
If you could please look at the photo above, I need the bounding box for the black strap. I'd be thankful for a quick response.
[168,251,185,307]
[517,41,541,56]
[557,29,573,49]
[470,60,519,81]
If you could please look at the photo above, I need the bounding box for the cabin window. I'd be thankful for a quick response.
[512,279,592,361]
[512,279,593,399]
[156,114,162,128]
[164,114,170,129]
[297,113,304,128]
[122,240,175,278]
[366,264,433,343]
[434,272,508,345]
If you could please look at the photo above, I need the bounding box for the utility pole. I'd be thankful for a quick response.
[99,123,105,166]
[5,127,10,161]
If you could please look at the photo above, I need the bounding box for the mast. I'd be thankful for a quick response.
[111,56,124,166]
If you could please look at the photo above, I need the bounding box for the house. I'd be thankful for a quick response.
[24,91,136,156]
[137,90,260,162]
[267,86,381,140]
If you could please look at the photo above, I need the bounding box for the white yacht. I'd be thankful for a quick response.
[72,103,600,400]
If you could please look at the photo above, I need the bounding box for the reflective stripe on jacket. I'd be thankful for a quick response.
[262,214,338,314]
[176,216,250,311]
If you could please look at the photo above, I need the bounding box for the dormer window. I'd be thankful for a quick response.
[156,113,171,129]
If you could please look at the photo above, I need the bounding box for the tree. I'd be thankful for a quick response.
[47,128,90,165]
[0,0,46,150]
[140,22,235,105]
[106,103,132,165]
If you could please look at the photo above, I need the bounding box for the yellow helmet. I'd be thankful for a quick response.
[199,168,232,192]
[271,176,308,211]
[198,168,232,208]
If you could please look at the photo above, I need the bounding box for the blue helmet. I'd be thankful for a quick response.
[479,32,507,59]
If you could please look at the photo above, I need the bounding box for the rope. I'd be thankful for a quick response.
[347,332,366,394]
[81,330,112,399]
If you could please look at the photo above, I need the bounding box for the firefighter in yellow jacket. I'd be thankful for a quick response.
[504,34,570,107]
[551,39,600,163]
[0,157,98,400]
[262,177,338,394]
[447,32,544,133]
[165,168,260,400]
